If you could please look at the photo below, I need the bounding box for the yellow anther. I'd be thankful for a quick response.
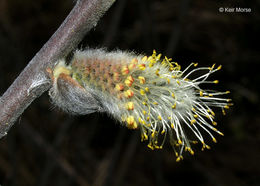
[192,107,196,112]
[224,105,230,109]
[194,114,198,118]
[155,69,160,76]
[140,89,145,95]
[138,64,146,70]
[121,66,129,75]
[161,130,165,134]
[167,78,170,84]
[145,87,149,92]
[178,139,182,145]
[206,145,211,149]
[222,108,226,115]
[124,89,134,98]
[172,103,176,109]
[143,133,148,140]
[147,143,154,150]
[142,110,146,115]
[209,64,215,70]
[172,75,176,79]
[218,131,224,136]
[190,119,196,125]
[151,131,156,138]
[115,83,124,91]
[171,93,175,98]
[212,137,217,143]
[126,116,138,129]
[217,65,222,70]
[142,56,147,62]
[176,80,180,85]
[126,102,134,110]
[124,75,134,87]
[192,141,198,144]
[226,91,230,94]
[171,123,174,129]
[200,91,203,96]
[157,115,162,121]
[213,80,219,84]
[209,94,213,97]
[138,76,145,84]
[153,102,158,105]
[168,116,172,120]
[146,116,150,121]
[129,58,138,70]
[194,63,198,67]
[176,157,181,162]
[212,121,217,126]
[142,101,147,105]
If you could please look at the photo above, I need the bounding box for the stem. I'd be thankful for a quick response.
[0,0,116,138]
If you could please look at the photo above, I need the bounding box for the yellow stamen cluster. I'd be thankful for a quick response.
[56,49,232,161]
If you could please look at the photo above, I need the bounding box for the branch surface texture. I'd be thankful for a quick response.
[0,0,115,138]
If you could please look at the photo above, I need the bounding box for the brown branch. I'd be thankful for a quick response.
[0,0,116,138]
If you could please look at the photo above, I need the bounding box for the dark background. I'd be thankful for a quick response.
[0,0,259,185]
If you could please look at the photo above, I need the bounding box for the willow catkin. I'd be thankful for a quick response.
[49,48,232,161]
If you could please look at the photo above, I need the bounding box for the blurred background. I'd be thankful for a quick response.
[0,0,259,185]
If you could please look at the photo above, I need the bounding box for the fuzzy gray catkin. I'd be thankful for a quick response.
[49,49,232,161]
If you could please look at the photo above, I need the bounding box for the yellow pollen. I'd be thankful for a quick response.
[217,65,222,70]
[115,83,124,91]
[176,80,180,85]
[121,66,129,75]
[126,102,134,110]
[200,91,203,96]
[212,137,217,143]
[212,121,217,126]
[171,123,174,129]
[224,105,230,109]
[151,131,155,138]
[194,63,198,67]
[171,93,175,98]
[157,115,162,120]
[153,102,158,105]
[145,87,149,92]
[142,56,147,62]
[125,75,134,87]
[190,119,196,125]
[213,80,219,84]
[178,140,182,145]
[142,110,146,115]
[161,130,165,134]
[124,89,134,98]
[138,76,145,84]
[138,64,146,70]
[172,103,176,109]
[126,116,138,129]
[140,89,145,95]
[155,69,160,76]
[194,114,198,118]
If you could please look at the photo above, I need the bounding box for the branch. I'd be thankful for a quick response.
[0,0,116,138]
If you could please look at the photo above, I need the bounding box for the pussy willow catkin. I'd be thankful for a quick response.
[49,49,232,161]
